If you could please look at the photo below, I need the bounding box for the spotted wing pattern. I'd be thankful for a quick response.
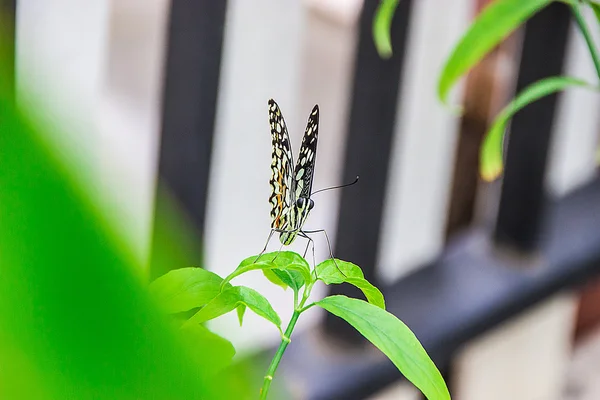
[268,99,295,230]
[293,105,319,199]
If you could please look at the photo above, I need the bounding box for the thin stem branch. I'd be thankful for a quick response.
[571,1,600,81]
[299,302,316,314]
[259,280,315,399]
[259,310,300,400]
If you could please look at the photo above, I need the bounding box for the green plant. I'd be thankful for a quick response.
[151,250,450,399]
[374,0,600,181]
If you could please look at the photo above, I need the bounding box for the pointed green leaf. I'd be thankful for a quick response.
[481,76,593,181]
[317,296,448,400]
[316,259,385,309]
[149,267,230,313]
[373,0,400,58]
[184,286,281,332]
[438,0,552,104]
[236,304,247,326]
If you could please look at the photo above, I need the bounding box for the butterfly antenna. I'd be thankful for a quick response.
[311,176,359,197]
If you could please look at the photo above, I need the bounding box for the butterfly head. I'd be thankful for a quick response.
[295,197,314,212]
[294,196,314,229]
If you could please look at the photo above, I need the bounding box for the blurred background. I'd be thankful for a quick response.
[5,0,600,399]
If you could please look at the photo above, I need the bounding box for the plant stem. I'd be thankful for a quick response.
[259,310,301,400]
[293,289,299,309]
[571,2,600,81]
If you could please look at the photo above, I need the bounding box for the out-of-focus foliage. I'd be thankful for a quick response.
[374,0,589,181]
[373,0,399,59]
[437,0,552,105]
[480,77,594,181]
[0,58,252,400]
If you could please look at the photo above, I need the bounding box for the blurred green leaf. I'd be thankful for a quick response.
[373,0,399,58]
[438,0,551,104]
[184,286,282,332]
[316,260,385,309]
[0,84,250,398]
[481,76,593,181]
[317,296,448,400]
[149,267,230,313]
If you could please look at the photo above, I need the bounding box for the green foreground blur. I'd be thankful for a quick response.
[0,71,253,399]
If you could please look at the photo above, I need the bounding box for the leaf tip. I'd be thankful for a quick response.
[480,131,503,181]
[481,165,503,182]
[372,0,397,59]
[373,25,393,59]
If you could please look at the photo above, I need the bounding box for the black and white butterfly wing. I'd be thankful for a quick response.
[268,99,295,230]
[293,104,319,200]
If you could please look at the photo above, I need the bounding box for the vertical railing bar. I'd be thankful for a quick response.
[324,0,414,339]
[150,1,228,278]
[493,3,571,255]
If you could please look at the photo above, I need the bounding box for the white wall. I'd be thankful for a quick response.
[96,0,170,268]
[547,10,600,197]
[377,0,471,283]
[16,0,109,184]
[15,0,170,268]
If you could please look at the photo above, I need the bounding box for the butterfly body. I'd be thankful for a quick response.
[268,99,319,245]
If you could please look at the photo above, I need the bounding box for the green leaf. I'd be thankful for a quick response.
[236,304,247,326]
[263,268,290,290]
[184,286,282,332]
[265,268,306,292]
[180,324,236,374]
[149,267,229,313]
[481,76,593,181]
[438,0,552,104]
[225,251,312,290]
[316,296,449,400]
[373,0,399,59]
[316,259,385,309]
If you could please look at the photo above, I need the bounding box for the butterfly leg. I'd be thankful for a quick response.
[254,229,277,263]
[301,228,346,277]
[298,231,316,268]
[260,228,296,263]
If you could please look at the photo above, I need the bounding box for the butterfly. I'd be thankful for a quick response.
[260,99,352,278]
[268,98,319,246]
